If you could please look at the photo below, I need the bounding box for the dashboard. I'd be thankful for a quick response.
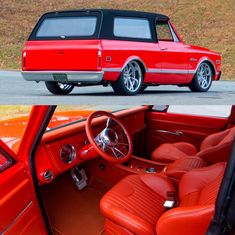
[35,106,147,184]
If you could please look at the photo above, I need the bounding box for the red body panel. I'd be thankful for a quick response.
[23,37,221,84]
[23,40,101,71]
[0,140,46,235]
[156,41,190,83]
[23,38,221,83]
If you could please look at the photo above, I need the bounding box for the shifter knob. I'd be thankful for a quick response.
[146,167,156,173]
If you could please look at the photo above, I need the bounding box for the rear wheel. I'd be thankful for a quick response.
[45,81,74,95]
[189,62,213,92]
[112,61,143,96]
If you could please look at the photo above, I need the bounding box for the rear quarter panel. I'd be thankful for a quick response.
[187,45,221,80]
[101,40,161,82]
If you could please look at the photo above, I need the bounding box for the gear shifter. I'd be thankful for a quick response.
[146,167,156,173]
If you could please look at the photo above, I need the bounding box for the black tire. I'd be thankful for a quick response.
[112,61,143,96]
[139,84,148,93]
[189,62,213,92]
[45,81,74,95]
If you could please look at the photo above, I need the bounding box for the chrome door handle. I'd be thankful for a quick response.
[160,47,168,51]
[156,130,184,136]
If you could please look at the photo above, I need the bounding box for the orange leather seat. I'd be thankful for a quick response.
[100,162,225,235]
[151,127,235,164]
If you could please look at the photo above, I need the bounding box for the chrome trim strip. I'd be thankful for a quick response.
[21,71,104,83]
[168,22,180,43]
[2,201,33,235]
[147,68,195,74]
[103,67,195,74]
[102,68,121,72]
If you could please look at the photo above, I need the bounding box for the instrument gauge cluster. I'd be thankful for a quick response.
[60,144,76,164]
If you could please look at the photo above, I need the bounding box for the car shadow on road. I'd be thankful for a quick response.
[65,90,192,96]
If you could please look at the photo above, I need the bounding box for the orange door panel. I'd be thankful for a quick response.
[145,111,229,158]
[0,141,45,235]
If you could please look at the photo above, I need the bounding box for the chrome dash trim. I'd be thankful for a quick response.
[154,129,184,136]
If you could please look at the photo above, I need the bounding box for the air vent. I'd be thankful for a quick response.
[43,170,53,182]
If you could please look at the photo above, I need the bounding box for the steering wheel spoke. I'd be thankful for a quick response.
[86,111,133,163]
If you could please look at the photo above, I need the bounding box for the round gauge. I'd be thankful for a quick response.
[60,144,76,164]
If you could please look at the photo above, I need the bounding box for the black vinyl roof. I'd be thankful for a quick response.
[44,9,169,21]
[29,9,169,41]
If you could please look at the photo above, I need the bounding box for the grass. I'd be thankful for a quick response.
[0,105,31,120]
[0,0,234,79]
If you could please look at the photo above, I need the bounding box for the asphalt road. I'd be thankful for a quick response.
[0,70,234,105]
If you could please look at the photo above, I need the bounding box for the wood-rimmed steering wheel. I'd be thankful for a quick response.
[86,111,133,163]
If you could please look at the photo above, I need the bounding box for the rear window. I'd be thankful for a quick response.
[36,16,97,38]
[113,17,151,39]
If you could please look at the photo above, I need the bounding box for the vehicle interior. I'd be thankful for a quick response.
[35,105,235,235]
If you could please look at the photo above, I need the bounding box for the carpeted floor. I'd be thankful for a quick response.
[41,172,107,235]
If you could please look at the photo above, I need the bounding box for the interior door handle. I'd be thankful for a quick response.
[160,47,168,51]
[156,130,184,136]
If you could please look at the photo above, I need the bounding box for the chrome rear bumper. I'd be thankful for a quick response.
[21,71,104,83]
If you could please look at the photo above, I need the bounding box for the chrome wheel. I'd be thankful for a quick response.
[197,63,212,90]
[123,61,142,92]
[58,82,74,91]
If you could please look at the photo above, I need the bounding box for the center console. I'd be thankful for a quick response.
[116,156,165,174]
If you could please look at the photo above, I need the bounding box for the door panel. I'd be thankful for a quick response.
[0,142,43,235]
[155,21,189,83]
[145,111,229,158]
[157,41,189,83]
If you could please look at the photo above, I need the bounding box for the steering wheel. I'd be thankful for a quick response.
[86,111,133,163]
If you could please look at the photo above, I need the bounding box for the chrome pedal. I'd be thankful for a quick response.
[71,167,88,190]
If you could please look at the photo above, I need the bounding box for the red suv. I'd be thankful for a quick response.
[21,9,222,95]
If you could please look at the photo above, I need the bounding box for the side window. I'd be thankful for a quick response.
[0,149,13,172]
[167,105,232,118]
[113,17,152,40]
[156,21,174,41]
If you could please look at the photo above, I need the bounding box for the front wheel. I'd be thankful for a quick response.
[189,62,213,92]
[112,61,143,96]
[45,81,74,95]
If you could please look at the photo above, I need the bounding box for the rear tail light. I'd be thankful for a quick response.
[22,51,27,69]
[98,50,102,68]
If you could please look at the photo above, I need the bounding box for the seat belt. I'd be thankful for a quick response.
[164,191,178,209]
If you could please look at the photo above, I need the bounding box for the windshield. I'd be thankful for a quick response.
[0,105,134,153]
[46,105,134,131]
[0,106,31,153]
